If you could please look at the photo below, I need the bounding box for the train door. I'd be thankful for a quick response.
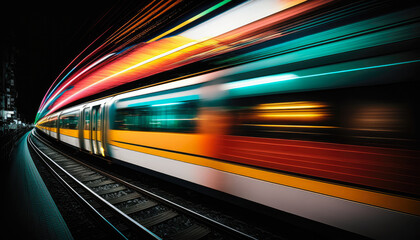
[47,116,51,137]
[78,109,84,149]
[91,105,102,155]
[81,107,90,151]
[57,113,61,141]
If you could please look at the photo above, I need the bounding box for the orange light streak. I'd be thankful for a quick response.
[104,0,162,44]
[44,0,329,116]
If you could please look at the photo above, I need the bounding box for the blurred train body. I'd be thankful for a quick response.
[36,1,420,239]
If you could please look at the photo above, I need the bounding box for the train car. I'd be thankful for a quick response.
[37,112,59,139]
[58,106,81,147]
[35,2,420,239]
[104,63,419,240]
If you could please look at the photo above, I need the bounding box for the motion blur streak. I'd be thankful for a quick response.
[179,0,307,40]
[36,0,307,121]
[38,31,110,113]
[47,41,199,114]
[147,0,233,42]
[43,53,116,111]
[36,1,420,238]
[107,0,181,45]
[255,101,329,121]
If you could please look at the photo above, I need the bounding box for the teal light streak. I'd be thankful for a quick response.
[224,73,298,89]
[152,102,182,107]
[44,67,76,103]
[227,59,420,97]
[126,94,199,108]
[287,59,420,83]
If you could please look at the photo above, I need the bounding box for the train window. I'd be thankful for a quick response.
[60,111,79,129]
[113,100,198,133]
[97,107,101,130]
[49,116,57,128]
[84,108,90,130]
[43,119,51,128]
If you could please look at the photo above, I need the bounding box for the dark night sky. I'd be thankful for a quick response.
[2,1,234,123]
[2,2,120,123]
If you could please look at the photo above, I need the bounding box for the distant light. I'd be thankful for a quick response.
[223,73,298,90]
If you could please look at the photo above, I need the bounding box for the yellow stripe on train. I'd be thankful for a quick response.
[108,129,420,216]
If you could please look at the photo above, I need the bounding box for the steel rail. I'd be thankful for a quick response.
[32,129,257,240]
[28,130,161,240]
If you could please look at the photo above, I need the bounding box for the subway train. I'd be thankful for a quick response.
[36,2,420,239]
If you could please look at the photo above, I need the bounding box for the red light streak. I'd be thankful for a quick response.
[40,0,313,117]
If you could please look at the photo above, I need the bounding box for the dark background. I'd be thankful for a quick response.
[1,1,239,123]
[1,2,122,123]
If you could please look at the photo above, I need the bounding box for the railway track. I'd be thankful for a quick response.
[28,130,256,240]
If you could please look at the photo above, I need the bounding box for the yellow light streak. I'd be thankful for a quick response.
[242,124,337,129]
[256,101,327,110]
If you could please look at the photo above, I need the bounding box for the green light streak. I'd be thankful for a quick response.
[147,0,231,42]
